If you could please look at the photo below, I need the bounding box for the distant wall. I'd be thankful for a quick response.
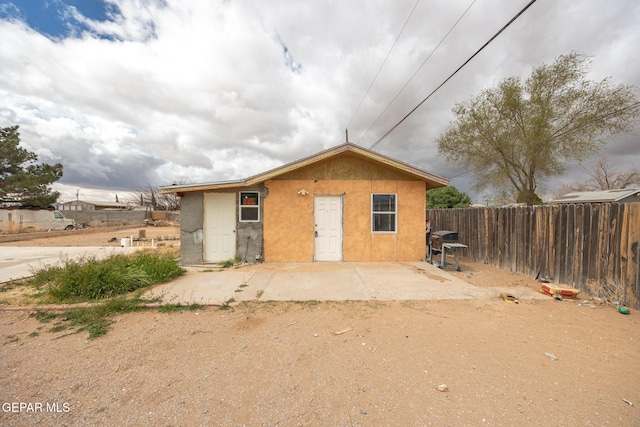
[61,210,149,225]
[0,225,143,243]
[62,210,180,225]
[151,211,180,222]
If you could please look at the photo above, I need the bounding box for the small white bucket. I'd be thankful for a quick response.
[120,238,131,247]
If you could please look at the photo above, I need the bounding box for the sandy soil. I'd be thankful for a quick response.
[1,227,639,426]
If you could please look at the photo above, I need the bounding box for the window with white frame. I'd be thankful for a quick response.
[239,192,260,222]
[372,194,396,233]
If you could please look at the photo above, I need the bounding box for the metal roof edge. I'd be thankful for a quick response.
[158,179,246,194]
[548,188,640,203]
[613,189,640,201]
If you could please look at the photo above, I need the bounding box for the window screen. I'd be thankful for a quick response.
[239,192,260,222]
[372,194,396,232]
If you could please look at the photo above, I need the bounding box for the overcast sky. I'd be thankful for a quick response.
[1,0,638,204]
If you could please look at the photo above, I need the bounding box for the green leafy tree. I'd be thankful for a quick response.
[0,125,63,207]
[516,190,542,205]
[426,186,471,209]
[437,52,639,206]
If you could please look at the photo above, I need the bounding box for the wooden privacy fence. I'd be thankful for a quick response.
[427,203,640,309]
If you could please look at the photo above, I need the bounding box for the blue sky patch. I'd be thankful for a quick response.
[0,0,120,39]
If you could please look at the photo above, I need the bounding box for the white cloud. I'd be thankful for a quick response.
[0,0,638,204]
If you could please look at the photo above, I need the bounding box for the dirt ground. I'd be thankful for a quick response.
[0,225,181,248]
[1,227,639,426]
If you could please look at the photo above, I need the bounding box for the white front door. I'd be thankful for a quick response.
[314,196,343,261]
[204,193,236,262]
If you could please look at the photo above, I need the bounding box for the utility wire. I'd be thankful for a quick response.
[449,170,473,181]
[552,101,640,140]
[345,0,422,132]
[369,0,539,150]
[358,0,477,144]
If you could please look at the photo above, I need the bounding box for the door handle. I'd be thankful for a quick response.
[315,231,318,237]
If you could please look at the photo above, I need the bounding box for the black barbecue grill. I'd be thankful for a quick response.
[429,230,467,271]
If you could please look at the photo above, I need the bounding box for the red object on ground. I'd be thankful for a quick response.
[540,284,579,299]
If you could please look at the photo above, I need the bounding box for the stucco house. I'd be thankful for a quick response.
[159,142,448,264]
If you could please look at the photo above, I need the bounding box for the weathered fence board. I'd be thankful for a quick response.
[626,204,640,306]
[587,204,599,281]
[427,202,640,309]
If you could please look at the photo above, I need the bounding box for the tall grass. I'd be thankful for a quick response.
[31,296,151,339]
[25,250,196,339]
[28,250,185,302]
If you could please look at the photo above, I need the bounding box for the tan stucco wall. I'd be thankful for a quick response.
[263,179,426,262]
[263,180,316,262]
[396,180,427,260]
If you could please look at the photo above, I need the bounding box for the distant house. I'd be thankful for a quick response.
[160,142,448,264]
[549,189,640,204]
[55,200,131,211]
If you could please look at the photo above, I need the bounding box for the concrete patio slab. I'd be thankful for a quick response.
[260,267,371,301]
[145,267,268,305]
[358,263,493,300]
[146,261,546,305]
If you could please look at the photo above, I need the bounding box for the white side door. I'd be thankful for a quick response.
[314,196,343,261]
[204,193,236,262]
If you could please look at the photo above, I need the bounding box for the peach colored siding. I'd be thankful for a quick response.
[263,178,426,262]
[263,180,315,262]
[396,180,427,260]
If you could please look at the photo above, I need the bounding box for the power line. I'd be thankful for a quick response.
[449,170,473,181]
[552,101,640,141]
[345,0,422,131]
[369,0,539,150]
[358,0,477,143]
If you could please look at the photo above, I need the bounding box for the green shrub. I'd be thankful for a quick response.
[130,250,185,282]
[28,251,185,303]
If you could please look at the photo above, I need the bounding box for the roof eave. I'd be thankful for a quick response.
[159,142,450,193]
[159,180,246,194]
[244,142,448,186]
[614,190,639,201]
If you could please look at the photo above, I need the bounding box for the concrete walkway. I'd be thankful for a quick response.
[0,246,140,283]
[145,262,546,305]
